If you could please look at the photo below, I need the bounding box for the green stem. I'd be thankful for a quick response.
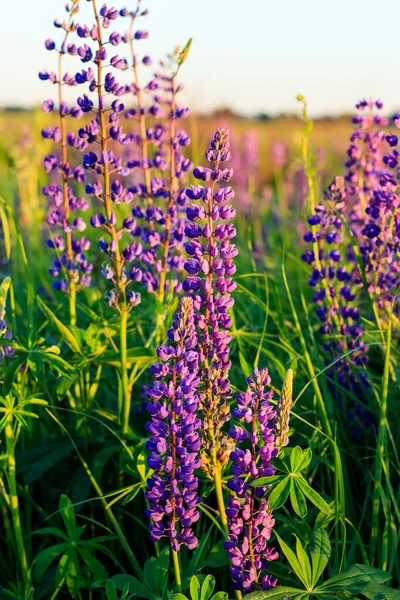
[120,305,130,435]
[370,314,392,564]
[5,422,30,593]
[171,548,182,593]
[69,285,77,328]
[214,464,228,536]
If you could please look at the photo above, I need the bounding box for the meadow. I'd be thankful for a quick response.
[0,1,399,599]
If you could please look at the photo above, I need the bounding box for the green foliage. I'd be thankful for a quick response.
[172,575,228,600]
[251,447,331,518]
[33,494,114,596]
[245,529,398,599]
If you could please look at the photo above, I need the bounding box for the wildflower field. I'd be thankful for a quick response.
[0,1,399,599]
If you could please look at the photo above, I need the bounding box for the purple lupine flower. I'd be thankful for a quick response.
[122,36,193,298]
[301,175,370,430]
[145,296,201,551]
[40,0,93,305]
[183,127,237,476]
[347,102,399,318]
[225,368,279,592]
[74,0,144,310]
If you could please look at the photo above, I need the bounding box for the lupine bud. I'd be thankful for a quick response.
[275,368,293,450]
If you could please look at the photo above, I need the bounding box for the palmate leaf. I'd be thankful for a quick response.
[244,586,307,600]
[315,563,392,593]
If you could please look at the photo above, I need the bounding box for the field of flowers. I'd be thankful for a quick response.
[0,1,399,599]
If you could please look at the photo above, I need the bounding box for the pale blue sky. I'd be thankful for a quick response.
[2,0,399,116]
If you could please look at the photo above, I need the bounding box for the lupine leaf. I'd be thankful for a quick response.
[275,533,309,588]
[290,447,312,472]
[3,354,26,394]
[296,475,331,514]
[268,476,291,509]
[190,576,201,600]
[200,575,216,600]
[34,543,69,581]
[59,494,76,537]
[105,580,118,600]
[309,528,331,586]
[295,536,312,589]
[315,563,392,592]
[244,586,306,600]
[290,478,307,517]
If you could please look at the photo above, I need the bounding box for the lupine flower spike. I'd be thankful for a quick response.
[76,0,143,433]
[183,128,237,538]
[146,296,201,552]
[225,368,279,592]
[41,0,92,325]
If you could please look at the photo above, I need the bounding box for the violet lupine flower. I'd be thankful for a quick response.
[225,368,278,592]
[301,176,370,429]
[352,108,399,318]
[183,127,237,476]
[125,46,193,297]
[145,296,201,551]
[41,0,93,298]
[345,99,388,238]
[75,1,142,309]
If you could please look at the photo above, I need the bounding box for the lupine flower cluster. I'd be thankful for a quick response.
[127,44,193,298]
[225,368,278,591]
[183,127,237,476]
[71,0,144,310]
[40,0,93,301]
[301,176,370,423]
[353,103,399,318]
[342,100,398,320]
[145,296,201,551]
[0,278,14,365]
[301,99,400,427]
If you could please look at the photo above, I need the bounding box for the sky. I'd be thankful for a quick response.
[2,0,400,117]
